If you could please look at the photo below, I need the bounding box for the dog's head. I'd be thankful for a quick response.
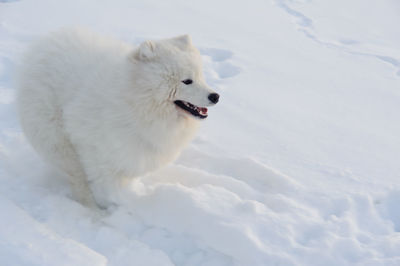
[130,35,219,120]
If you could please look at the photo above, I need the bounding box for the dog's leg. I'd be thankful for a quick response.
[66,165,97,208]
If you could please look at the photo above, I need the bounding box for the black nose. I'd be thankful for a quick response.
[208,93,219,104]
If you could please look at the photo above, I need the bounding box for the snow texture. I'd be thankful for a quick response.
[1,0,400,265]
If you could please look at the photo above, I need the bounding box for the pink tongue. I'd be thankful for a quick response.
[200,107,208,113]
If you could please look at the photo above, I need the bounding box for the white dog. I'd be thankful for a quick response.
[17,28,219,207]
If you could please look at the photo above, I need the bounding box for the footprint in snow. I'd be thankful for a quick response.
[200,47,241,84]
[200,47,233,62]
[376,190,400,232]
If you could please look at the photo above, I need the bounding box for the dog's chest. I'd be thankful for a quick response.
[116,119,198,176]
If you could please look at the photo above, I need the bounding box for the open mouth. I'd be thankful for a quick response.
[174,100,208,119]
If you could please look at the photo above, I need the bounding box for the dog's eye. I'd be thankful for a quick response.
[182,79,193,85]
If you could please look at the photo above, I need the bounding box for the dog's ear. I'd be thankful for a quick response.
[132,40,157,61]
[171,35,192,50]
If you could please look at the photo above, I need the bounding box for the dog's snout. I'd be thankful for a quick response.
[208,93,219,104]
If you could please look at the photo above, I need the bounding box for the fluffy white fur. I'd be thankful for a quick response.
[17,28,217,207]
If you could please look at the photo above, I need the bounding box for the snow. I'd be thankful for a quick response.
[1,0,400,265]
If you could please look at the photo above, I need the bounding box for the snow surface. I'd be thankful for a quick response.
[1,0,400,265]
